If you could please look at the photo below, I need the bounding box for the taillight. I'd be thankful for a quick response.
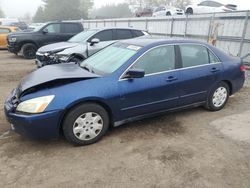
[240,65,247,72]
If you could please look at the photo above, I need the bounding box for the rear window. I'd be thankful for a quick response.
[62,23,82,33]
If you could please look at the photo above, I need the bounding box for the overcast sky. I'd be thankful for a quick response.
[1,0,250,18]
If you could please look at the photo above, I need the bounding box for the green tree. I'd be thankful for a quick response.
[33,0,93,22]
[90,3,132,19]
[33,6,45,22]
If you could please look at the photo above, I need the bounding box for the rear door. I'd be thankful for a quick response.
[61,23,83,40]
[87,29,115,56]
[118,45,181,119]
[178,44,223,106]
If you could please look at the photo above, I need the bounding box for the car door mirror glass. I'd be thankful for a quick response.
[124,69,145,79]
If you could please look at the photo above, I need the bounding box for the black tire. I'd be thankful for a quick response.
[166,12,171,16]
[63,103,109,146]
[205,82,229,111]
[68,56,84,64]
[186,8,193,15]
[21,43,37,59]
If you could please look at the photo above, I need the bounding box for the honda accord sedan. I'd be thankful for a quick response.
[4,39,246,146]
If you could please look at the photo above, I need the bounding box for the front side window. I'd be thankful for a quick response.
[45,24,61,33]
[132,45,176,75]
[68,29,98,43]
[92,30,113,41]
[180,44,210,68]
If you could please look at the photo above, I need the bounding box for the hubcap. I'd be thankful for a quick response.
[73,112,103,141]
[212,87,227,108]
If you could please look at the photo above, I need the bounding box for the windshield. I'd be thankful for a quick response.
[33,23,46,31]
[68,29,98,43]
[80,43,140,75]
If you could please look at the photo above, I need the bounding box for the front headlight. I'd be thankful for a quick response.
[9,37,17,42]
[16,95,55,114]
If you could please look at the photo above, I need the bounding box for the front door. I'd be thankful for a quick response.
[118,45,181,120]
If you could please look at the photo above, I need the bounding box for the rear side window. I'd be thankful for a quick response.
[180,45,209,68]
[132,45,176,75]
[133,30,144,37]
[44,24,61,33]
[116,29,133,40]
[62,23,82,33]
[0,28,10,33]
[93,30,113,41]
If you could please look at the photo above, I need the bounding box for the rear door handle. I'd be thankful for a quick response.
[211,67,220,73]
[166,76,178,82]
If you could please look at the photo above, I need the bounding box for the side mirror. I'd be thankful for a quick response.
[42,28,48,34]
[124,69,145,79]
[90,38,100,46]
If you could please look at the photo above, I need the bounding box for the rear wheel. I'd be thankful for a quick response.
[166,11,171,16]
[68,56,84,64]
[205,82,229,111]
[21,43,37,59]
[63,103,109,146]
[186,8,193,15]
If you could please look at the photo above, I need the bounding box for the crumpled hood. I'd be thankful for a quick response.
[38,42,80,53]
[19,63,100,94]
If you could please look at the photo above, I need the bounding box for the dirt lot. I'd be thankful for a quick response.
[0,50,250,188]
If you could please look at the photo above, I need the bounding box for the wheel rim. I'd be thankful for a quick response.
[25,47,36,58]
[73,112,103,141]
[212,87,227,108]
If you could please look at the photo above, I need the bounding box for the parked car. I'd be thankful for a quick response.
[36,27,149,68]
[7,21,84,59]
[135,7,154,17]
[0,26,19,49]
[153,6,184,16]
[186,1,237,14]
[4,38,246,146]
[3,21,28,30]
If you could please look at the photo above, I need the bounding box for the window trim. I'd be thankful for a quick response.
[119,43,221,81]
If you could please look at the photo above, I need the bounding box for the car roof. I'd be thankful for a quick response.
[88,27,146,31]
[120,37,209,48]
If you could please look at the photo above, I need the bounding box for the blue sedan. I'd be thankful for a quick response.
[4,39,246,145]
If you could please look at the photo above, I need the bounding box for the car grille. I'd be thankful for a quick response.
[5,88,20,112]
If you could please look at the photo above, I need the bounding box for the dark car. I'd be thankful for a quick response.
[7,21,84,59]
[35,27,149,68]
[4,38,246,146]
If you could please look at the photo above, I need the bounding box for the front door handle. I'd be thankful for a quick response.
[166,76,178,82]
[211,67,220,73]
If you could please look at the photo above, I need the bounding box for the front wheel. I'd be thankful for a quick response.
[21,43,37,59]
[205,82,229,111]
[63,103,109,146]
[166,11,171,16]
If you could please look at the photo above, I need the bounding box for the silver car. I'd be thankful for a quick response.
[36,27,149,68]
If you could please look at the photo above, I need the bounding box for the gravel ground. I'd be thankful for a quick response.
[0,50,250,188]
